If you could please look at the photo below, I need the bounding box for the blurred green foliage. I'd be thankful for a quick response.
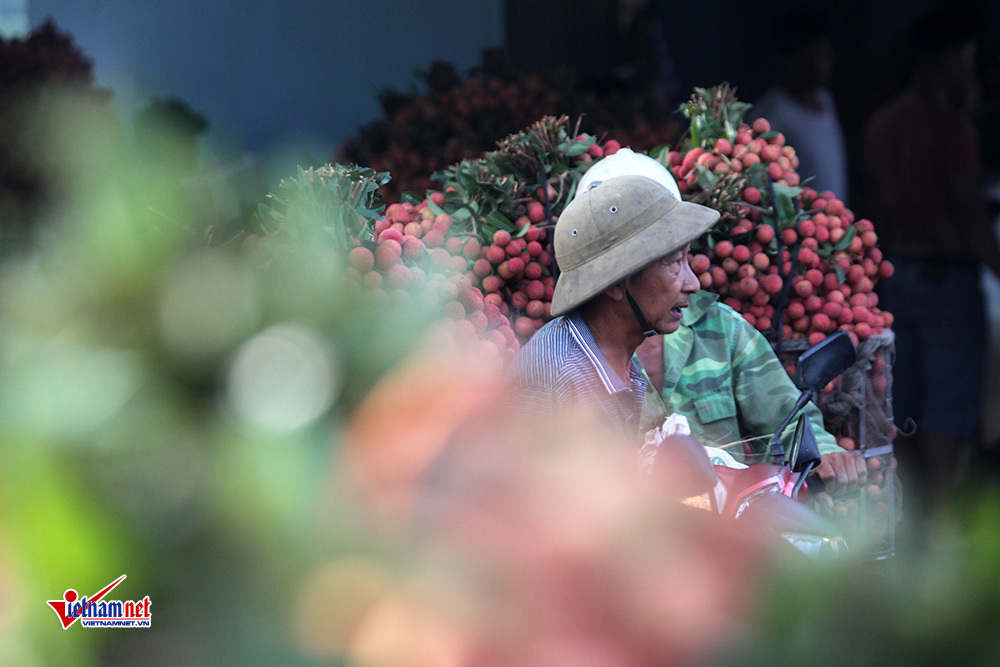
[0,84,435,664]
[718,488,1000,666]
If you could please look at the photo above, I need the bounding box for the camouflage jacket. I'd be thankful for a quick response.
[638,291,841,460]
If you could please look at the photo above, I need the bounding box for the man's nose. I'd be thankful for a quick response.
[681,261,700,292]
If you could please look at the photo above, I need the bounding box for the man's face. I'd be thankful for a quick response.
[626,244,700,334]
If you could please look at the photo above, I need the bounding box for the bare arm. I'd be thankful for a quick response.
[949,176,1000,278]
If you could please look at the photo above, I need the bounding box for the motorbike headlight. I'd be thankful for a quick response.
[681,492,713,512]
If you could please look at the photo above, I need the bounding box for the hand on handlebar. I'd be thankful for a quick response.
[814,450,867,495]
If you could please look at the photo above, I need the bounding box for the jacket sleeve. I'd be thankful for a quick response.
[729,317,842,455]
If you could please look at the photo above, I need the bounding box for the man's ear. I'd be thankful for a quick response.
[603,281,627,302]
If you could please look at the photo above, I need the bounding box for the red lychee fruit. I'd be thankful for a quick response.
[348,246,375,273]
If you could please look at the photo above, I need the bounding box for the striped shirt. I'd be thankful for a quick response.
[507,311,647,442]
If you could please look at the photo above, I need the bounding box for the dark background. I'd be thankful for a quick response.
[16,0,1000,174]
[506,0,1000,204]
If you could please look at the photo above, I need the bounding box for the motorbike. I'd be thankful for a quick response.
[656,331,857,560]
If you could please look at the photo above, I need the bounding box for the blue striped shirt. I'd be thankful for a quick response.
[507,311,647,442]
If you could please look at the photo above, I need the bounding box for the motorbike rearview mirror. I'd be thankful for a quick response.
[785,414,801,469]
[794,330,857,394]
[770,331,857,459]
[787,413,822,474]
[788,413,822,499]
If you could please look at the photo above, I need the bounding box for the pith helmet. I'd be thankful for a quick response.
[576,147,681,201]
[550,175,719,317]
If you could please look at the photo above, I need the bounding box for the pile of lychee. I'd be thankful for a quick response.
[345,196,521,362]
[666,117,893,345]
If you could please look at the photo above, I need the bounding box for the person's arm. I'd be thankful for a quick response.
[729,318,865,492]
[814,450,868,494]
[948,117,1000,277]
[633,354,670,434]
[504,354,560,435]
[634,335,664,395]
[729,318,838,453]
[503,383,558,435]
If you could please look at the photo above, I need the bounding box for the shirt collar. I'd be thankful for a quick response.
[566,311,639,395]
[683,290,718,326]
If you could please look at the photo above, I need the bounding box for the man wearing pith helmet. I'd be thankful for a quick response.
[507,174,720,440]
[589,151,866,492]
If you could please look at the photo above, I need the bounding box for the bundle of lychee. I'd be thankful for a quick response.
[247,164,520,363]
[662,85,900,537]
[411,115,623,343]
[387,182,558,344]
[363,198,521,360]
[657,84,894,346]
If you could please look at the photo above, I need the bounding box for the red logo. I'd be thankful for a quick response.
[46,575,151,629]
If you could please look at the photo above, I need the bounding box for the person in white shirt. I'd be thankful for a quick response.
[750,12,848,203]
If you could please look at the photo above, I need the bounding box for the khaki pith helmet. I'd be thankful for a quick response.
[550,175,720,317]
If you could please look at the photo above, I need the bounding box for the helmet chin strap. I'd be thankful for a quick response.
[624,287,660,337]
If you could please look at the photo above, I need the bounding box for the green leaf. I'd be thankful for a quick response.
[834,265,846,284]
[772,182,804,200]
[694,164,718,191]
[649,144,673,161]
[458,170,476,193]
[833,226,857,251]
[329,204,349,251]
[757,131,780,140]
[357,207,383,221]
[566,179,580,202]
[426,197,446,217]
[778,203,798,229]
[772,182,802,229]
[484,210,513,231]
[564,136,596,157]
[419,244,434,272]
[693,117,714,146]
[443,188,467,204]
